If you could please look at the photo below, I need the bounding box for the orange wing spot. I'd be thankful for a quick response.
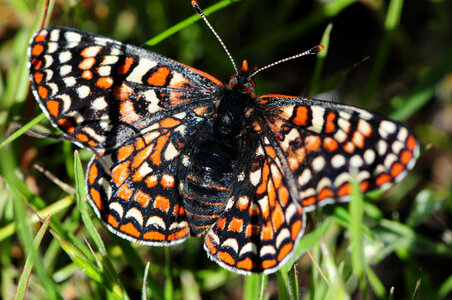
[277,243,293,262]
[168,228,189,241]
[33,72,44,85]
[173,203,185,216]
[143,231,165,241]
[120,222,141,238]
[107,214,119,228]
[360,180,369,192]
[117,56,134,75]
[88,140,98,147]
[112,161,130,185]
[81,70,93,80]
[135,137,145,150]
[228,217,243,232]
[406,135,416,151]
[132,144,155,169]
[32,44,44,56]
[376,173,392,186]
[205,234,217,254]
[291,220,302,240]
[147,67,170,86]
[261,222,274,241]
[76,133,89,142]
[113,83,133,100]
[343,141,355,153]
[400,150,413,165]
[57,118,75,134]
[278,186,290,206]
[45,100,60,117]
[264,146,276,158]
[90,188,102,210]
[160,117,181,128]
[318,188,334,200]
[237,258,255,270]
[135,190,151,207]
[245,224,259,237]
[154,195,170,212]
[271,205,284,231]
[193,106,208,116]
[267,180,276,207]
[150,135,168,166]
[261,259,276,269]
[145,175,158,188]
[293,106,309,126]
[302,196,316,206]
[96,77,114,89]
[88,164,98,185]
[352,131,365,149]
[338,183,351,197]
[323,137,339,152]
[161,174,175,188]
[256,163,270,194]
[31,58,42,70]
[34,31,47,42]
[306,136,321,152]
[218,251,235,266]
[216,218,226,230]
[117,144,134,161]
[390,163,404,178]
[325,112,336,133]
[38,86,48,99]
[79,57,96,70]
[118,184,133,201]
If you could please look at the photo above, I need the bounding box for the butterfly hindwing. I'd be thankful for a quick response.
[87,107,215,245]
[258,95,419,210]
[204,128,305,274]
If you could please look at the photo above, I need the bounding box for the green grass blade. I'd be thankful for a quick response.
[349,178,364,278]
[0,146,61,299]
[243,274,266,300]
[73,150,107,254]
[307,23,333,97]
[144,0,240,46]
[0,195,74,242]
[0,113,46,150]
[14,215,51,300]
[363,0,404,104]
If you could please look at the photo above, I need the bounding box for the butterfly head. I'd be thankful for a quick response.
[227,60,256,96]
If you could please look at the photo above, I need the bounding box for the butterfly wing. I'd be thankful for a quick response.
[29,27,222,151]
[257,95,419,210]
[29,27,223,244]
[204,127,305,274]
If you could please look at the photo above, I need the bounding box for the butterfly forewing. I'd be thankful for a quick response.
[29,27,222,151]
[258,95,419,209]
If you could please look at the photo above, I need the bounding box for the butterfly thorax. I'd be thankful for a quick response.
[182,72,256,236]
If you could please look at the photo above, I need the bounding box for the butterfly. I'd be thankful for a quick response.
[28,5,418,275]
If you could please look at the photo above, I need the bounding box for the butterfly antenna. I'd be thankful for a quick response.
[248,45,324,79]
[192,0,239,74]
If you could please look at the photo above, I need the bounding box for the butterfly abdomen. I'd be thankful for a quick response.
[182,138,237,235]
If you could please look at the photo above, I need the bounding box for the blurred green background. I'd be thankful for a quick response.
[0,0,451,299]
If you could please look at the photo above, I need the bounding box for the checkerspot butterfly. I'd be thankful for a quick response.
[28,3,418,275]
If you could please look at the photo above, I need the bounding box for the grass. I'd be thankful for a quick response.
[1,0,452,299]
